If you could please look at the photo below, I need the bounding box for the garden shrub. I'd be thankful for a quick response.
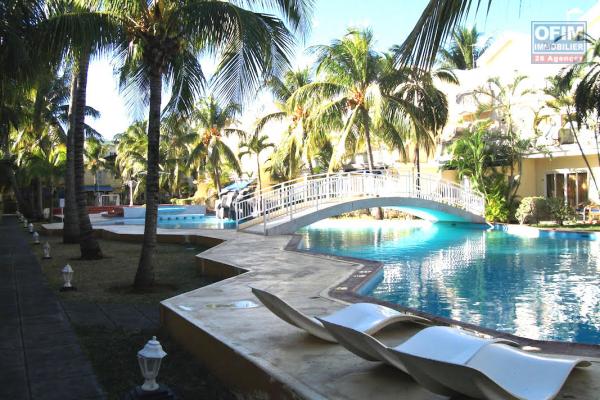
[546,198,577,226]
[515,197,550,224]
[485,193,510,223]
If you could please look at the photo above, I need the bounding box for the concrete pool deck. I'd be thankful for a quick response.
[42,221,600,399]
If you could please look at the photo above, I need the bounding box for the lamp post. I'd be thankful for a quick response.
[28,222,34,233]
[123,336,177,399]
[23,219,28,229]
[60,264,77,291]
[33,232,40,244]
[43,242,51,259]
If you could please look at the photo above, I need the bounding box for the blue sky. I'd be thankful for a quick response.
[86,0,598,139]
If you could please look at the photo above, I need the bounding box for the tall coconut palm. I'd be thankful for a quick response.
[292,28,382,172]
[438,25,490,70]
[239,134,275,191]
[107,0,312,288]
[188,97,243,195]
[114,121,148,203]
[380,58,456,177]
[256,68,320,174]
[84,137,109,197]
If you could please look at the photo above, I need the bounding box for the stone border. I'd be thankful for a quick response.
[286,233,600,357]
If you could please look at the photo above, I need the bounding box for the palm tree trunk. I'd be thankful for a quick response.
[363,110,375,172]
[214,166,222,196]
[63,71,80,243]
[36,178,43,218]
[256,154,262,192]
[49,179,55,222]
[73,52,102,259]
[134,66,162,289]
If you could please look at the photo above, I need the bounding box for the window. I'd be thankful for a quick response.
[546,171,588,206]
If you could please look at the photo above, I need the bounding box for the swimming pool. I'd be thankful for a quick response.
[95,215,235,229]
[297,220,600,345]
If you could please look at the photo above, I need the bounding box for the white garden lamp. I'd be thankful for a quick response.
[33,232,40,244]
[43,242,51,259]
[137,336,167,392]
[60,264,76,291]
[23,219,28,228]
[28,222,34,233]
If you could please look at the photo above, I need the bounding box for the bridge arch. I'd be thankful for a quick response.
[233,172,486,235]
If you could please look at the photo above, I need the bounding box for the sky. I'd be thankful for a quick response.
[85,0,599,139]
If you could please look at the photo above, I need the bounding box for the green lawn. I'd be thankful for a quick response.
[76,326,235,400]
[31,233,233,399]
[33,234,218,304]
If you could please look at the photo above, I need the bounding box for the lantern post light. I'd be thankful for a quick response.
[23,219,28,229]
[28,222,34,233]
[33,232,40,244]
[123,336,177,399]
[60,264,77,292]
[43,242,51,259]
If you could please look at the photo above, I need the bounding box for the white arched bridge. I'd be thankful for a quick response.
[232,172,486,235]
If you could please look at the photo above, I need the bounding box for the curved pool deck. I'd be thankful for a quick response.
[41,221,600,399]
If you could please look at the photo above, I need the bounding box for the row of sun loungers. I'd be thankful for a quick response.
[251,288,591,400]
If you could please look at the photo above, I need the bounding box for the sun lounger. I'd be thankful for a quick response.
[319,320,589,400]
[251,287,430,345]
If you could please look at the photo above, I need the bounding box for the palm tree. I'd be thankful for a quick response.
[114,121,148,203]
[397,0,492,68]
[239,134,275,191]
[545,74,599,194]
[560,35,600,174]
[380,52,456,178]
[292,28,382,172]
[188,97,243,196]
[106,0,312,288]
[256,68,321,174]
[438,25,490,69]
[84,137,109,198]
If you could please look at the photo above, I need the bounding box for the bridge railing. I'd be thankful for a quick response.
[233,171,485,232]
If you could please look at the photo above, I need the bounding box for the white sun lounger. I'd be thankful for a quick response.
[319,321,589,400]
[251,287,431,348]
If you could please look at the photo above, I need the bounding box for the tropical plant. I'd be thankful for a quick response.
[380,55,457,176]
[471,75,542,209]
[188,97,243,196]
[547,197,577,226]
[292,28,382,171]
[438,25,490,70]
[107,0,312,288]
[239,134,275,191]
[544,74,599,194]
[397,0,493,68]
[515,196,550,225]
[257,68,323,175]
[84,137,110,196]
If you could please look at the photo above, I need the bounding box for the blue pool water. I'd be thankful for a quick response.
[95,215,235,229]
[297,220,600,344]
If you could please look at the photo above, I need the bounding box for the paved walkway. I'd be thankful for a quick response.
[0,216,104,400]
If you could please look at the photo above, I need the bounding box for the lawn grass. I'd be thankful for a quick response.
[32,233,218,304]
[75,326,235,400]
[531,223,600,232]
[29,231,235,399]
